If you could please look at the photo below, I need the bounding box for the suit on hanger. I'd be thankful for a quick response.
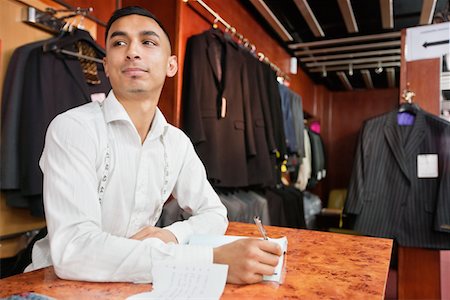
[241,49,275,186]
[345,110,450,249]
[1,38,57,192]
[182,29,256,187]
[290,92,305,158]
[279,84,298,154]
[1,30,111,215]
[307,129,325,189]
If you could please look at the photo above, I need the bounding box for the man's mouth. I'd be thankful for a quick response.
[122,67,148,76]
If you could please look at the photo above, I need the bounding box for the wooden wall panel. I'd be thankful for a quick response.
[325,88,399,195]
[401,58,441,114]
[398,247,441,299]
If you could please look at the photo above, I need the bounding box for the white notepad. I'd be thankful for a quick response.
[188,234,288,283]
[127,262,228,300]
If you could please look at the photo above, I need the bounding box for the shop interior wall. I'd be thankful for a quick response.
[1,0,402,206]
[120,0,401,203]
[325,88,399,196]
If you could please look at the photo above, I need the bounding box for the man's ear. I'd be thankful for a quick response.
[166,55,178,78]
[103,57,109,77]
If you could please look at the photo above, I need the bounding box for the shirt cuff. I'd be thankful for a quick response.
[164,221,193,245]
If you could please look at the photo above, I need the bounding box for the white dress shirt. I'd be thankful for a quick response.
[295,128,312,191]
[26,91,228,282]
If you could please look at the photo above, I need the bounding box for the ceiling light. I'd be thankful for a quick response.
[375,61,383,74]
[348,63,353,76]
[321,66,327,77]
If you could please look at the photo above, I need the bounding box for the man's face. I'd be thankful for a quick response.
[103,14,177,99]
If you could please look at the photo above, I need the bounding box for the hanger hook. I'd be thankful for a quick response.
[212,18,219,29]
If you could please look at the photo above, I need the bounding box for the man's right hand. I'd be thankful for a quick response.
[213,238,282,284]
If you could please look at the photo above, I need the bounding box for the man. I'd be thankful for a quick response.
[26,6,281,284]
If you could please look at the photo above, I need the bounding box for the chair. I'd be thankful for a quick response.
[316,189,359,235]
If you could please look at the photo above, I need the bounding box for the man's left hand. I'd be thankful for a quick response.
[130,226,178,244]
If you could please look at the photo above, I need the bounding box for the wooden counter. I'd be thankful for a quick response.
[0,222,392,299]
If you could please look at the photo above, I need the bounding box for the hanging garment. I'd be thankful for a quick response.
[295,128,312,191]
[290,92,305,159]
[307,129,326,189]
[182,29,256,187]
[345,109,450,249]
[265,186,306,229]
[241,49,275,187]
[279,84,298,154]
[1,29,111,215]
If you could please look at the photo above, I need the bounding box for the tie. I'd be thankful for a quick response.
[75,41,101,85]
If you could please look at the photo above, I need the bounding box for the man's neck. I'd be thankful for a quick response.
[116,92,158,144]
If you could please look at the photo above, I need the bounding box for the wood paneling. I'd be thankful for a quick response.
[401,58,441,114]
[398,247,441,299]
[399,29,441,115]
[326,89,399,195]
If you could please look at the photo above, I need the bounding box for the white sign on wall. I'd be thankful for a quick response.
[406,22,450,62]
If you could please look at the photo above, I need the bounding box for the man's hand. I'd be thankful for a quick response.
[213,238,282,284]
[130,226,178,244]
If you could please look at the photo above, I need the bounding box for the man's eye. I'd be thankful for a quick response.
[143,40,158,46]
[113,40,126,46]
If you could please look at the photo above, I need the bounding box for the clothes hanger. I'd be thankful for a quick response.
[42,13,105,58]
[398,88,420,114]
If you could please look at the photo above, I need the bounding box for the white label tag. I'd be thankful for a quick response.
[221,97,227,118]
[417,154,438,178]
[91,93,106,103]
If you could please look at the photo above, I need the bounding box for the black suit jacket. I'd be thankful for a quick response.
[182,29,256,187]
[307,129,325,189]
[1,38,57,191]
[242,49,275,186]
[345,110,450,249]
[1,30,111,214]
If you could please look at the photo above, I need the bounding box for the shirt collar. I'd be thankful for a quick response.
[102,90,168,140]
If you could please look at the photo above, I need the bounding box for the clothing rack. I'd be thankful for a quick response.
[184,0,290,82]
[23,6,93,34]
[23,6,103,63]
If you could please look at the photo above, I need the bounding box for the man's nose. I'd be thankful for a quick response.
[126,42,140,60]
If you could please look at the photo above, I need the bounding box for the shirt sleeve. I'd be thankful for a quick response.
[165,135,229,244]
[40,115,213,283]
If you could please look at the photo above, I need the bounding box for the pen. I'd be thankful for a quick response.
[254,216,268,240]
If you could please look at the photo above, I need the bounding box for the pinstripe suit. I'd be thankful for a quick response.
[345,110,450,249]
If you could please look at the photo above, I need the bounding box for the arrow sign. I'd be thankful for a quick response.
[423,40,450,48]
[407,23,450,61]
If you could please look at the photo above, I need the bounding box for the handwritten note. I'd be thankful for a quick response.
[126,262,228,300]
[188,235,288,283]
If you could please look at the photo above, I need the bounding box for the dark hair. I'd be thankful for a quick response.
[105,6,171,48]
